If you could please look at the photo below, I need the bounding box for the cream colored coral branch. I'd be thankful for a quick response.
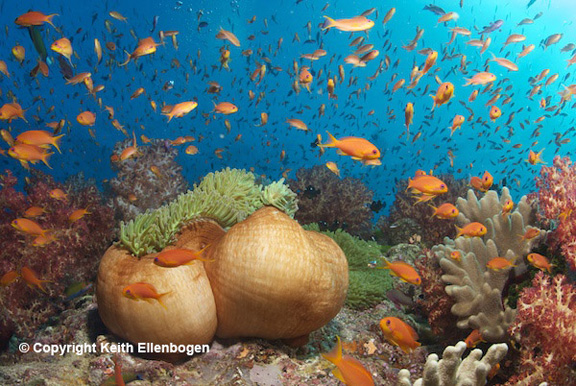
[432,188,545,341]
[397,341,508,386]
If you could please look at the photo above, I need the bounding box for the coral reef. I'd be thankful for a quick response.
[288,165,373,237]
[379,175,469,247]
[532,155,576,270]
[506,272,576,385]
[397,341,508,386]
[108,139,188,221]
[303,224,393,310]
[432,188,544,341]
[0,170,114,348]
[414,250,459,341]
[119,168,298,257]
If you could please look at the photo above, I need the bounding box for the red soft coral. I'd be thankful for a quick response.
[533,156,576,269]
[0,170,115,348]
[506,272,576,385]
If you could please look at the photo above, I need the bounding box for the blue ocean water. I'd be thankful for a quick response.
[1,0,574,213]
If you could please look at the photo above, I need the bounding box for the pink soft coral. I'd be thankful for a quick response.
[533,156,576,269]
[506,272,576,384]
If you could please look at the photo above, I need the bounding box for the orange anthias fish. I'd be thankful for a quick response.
[322,15,375,32]
[489,105,501,122]
[299,67,313,92]
[319,132,381,166]
[0,270,20,287]
[526,253,553,273]
[520,228,541,241]
[11,218,47,236]
[16,130,64,154]
[51,37,73,64]
[163,101,198,122]
[379,317,421,354]
[153,246,212,267]
[404,102,414,138]
[501,199,514,216]
[49,188,68,200]
[486,257,516,271]
[8,144,53,168]
[481,171,494,190]
[77,111,96,126]
[216,28,240,47]
[21,266,51,293]
[286,118,308,131]
[122,282,171,309]
[430,82,454,110]
[69,208,91,223]
[465,329,485,348]
[455,222,487,238]
[15,11,58,28]
[450,115,465,136]
[430,203,459,219]
[213,101,238,115]
[407,175,448,200]
[0,102,27,122]
[322,336,374,386]
[120,37,163,66]
[469,176,488,192]
[379,258,421,285]
[527,149,545,165]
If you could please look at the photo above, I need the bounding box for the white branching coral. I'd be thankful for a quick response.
[397,341,508,386]
[432,187,545,341]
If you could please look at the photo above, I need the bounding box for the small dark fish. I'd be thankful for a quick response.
[370,200,385,213]
[302,185,321,199]
[479,19,504,34]
[534,12,543,20]
[57,55,73,80]
[561,43,575,52]
[423,4,446,15]
[527,0,537,8]
[386,289,415,309]
[150,15,159,33]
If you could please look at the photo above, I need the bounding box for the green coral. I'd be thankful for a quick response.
[304,225,394,310]
[119,168,298,257]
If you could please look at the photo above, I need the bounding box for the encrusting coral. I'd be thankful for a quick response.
[97,169,346,357]
[431,187,545,341]
[288,165,374,237]
[397,341,508,386]
[108,139,189,221]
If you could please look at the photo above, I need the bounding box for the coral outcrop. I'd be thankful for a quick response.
[532,155,576,270]
[506,272,576,385]
[108,139,189,221]
[432,188,545,341]
[97,169,345,357]
[0,170,114,347]
[397,341,508,386]
[288,165,373,237]
[379,175,469,247]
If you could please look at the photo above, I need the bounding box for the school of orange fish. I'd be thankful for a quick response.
[0,2,572,384]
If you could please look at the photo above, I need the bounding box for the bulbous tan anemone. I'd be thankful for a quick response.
[204,206,349,342]
[97,207,348,355]
[96,220,224,354]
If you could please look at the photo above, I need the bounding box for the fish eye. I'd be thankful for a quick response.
[386,320,391,325]
[372,149,377,154]
[452,209,455,213]
[441,184,445,189]
[125,289,130,294]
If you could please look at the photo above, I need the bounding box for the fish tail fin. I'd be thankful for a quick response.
[428,204,437,218]
[318,131,337,148]
[429,95,437,110]
[52,134,65,154]
[322,336,342,364]
[455,225,462,238]
[45,14,59,29]
[322,16,335,30]
[157,291,172,309]
[119,50,131,67]
[41,151,53,169]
